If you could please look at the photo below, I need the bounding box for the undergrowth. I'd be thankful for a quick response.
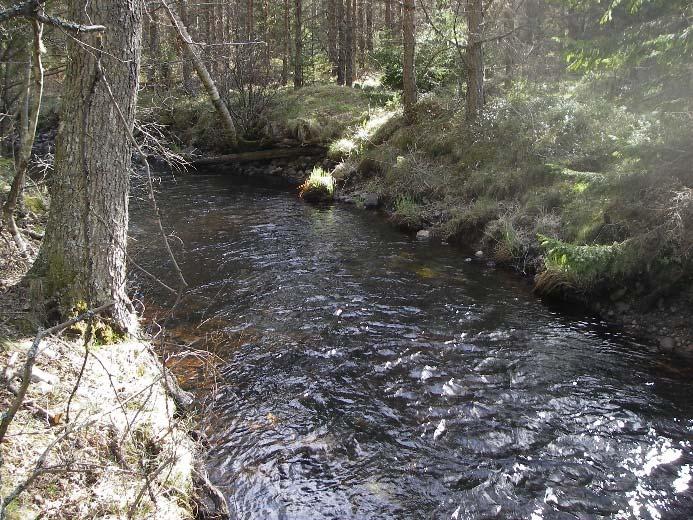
[330,80,692,302]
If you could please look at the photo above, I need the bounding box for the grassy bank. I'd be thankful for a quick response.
[294,82,692,310]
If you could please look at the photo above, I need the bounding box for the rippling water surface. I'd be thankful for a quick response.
[131,175,693,519]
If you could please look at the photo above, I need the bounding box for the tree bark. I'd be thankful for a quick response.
[28,0,142,332]
[294,0,303,88]
[465,0,484,121]
[162,0,238,147]
[402,0,416,122]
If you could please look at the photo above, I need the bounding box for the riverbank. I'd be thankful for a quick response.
[0,223,214,519]
[155,82,691,357]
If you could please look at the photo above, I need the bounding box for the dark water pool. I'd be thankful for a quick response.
[130,174,693,519]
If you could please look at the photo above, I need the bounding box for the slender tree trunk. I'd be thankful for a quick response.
[163,0,238,147]
[385,0,392,36]
[465,0,484,121]
[345,0,353,85]
[180,0,194,92]
[402,0,416,122]
[3,21,43,255]
[147,9,160,86]
[282,0,290,85]
[357,0,365,68]
[503,2,514,89]
[247,0,255,39]
[262,0,270,72]
[365,0,373,52]
[28,0,142,331]
[337,0,346,84]
[294,0,303,88]
[327,0,338,77]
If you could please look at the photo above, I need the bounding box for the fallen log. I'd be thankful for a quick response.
[191,146,325,168]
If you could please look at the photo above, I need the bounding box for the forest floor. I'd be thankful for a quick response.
[0,167,201,519]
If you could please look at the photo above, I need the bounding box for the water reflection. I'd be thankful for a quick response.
[130,175,693,519]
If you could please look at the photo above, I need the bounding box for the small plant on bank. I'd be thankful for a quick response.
[299,167,335,204]
[391,195,425,230]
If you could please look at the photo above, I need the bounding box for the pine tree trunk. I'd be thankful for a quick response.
[337,0,346,84]
[402,0,416,122]
[147,10,160,86]
[357,0,365,68]
[294,0,303,88]
[180,0,194,92]
[385,0,392,36]
[262,0,270,71]
[345,0,353,86]
[282,0,290,85]
[365,0,373,52]
[465,0,484,121]
[29,0,143,332]
[327,0,338,77]
[247,0,255,39]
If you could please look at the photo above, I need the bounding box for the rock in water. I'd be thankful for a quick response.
[363,193,380,209]
[421,365,438,381]
[434,419,447,440]
[416,229,431,240]
[442,378,467,396]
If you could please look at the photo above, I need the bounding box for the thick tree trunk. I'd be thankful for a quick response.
[163,0,238,147]
[28,0,143,332]
[402,0,416,122]
[465,0,484,121]
[294,0,303,88]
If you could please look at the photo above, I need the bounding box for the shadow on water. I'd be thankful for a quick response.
[130,174,693,520]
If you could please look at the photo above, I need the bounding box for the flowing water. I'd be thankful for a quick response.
[130,174,693,519]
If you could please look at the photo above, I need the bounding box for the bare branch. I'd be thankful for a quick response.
[0,0,105,32]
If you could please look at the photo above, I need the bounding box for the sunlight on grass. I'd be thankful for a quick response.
[299,167,335,203]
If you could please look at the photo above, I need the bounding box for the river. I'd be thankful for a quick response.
[130,174,693,519]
